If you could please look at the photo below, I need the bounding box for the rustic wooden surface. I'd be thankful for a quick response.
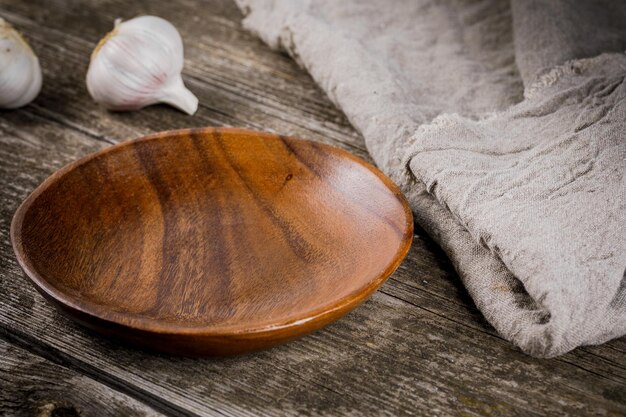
[0,339,163,417]
[12,127,413,356]
[0,0,624,416]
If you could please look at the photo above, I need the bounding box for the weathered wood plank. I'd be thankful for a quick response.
[0,338,163,417]
[0,0,624,416]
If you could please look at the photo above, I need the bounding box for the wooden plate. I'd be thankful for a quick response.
[11,128,413,355]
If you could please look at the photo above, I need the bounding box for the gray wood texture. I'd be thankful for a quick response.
[0,0,624,416]
[0,339,163,417]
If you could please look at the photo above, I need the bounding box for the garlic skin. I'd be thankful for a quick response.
[0,18,42,109]
[87,16,198,115]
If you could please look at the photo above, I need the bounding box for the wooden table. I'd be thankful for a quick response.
[0,1,624,416]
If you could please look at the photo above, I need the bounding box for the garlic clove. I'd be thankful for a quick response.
[0,18,42,109]
[86,16,198,115]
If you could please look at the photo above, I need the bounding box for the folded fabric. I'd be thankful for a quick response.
[234,0,626,357]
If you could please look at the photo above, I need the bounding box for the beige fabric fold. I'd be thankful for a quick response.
[235,0,626,357]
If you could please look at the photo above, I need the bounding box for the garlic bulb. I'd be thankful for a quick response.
[0,18,42,109]
[87,16,198,115]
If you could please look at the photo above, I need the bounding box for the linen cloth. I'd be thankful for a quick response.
[234,0,626,357]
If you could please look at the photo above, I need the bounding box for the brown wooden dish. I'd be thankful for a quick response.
[11,128,413,355]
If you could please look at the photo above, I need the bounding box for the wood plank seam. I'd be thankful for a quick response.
[0,325,205,417]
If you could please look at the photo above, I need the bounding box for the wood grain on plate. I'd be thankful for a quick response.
[11,128,413,355]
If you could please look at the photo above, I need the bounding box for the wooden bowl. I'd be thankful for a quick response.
[11,128,413,355]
